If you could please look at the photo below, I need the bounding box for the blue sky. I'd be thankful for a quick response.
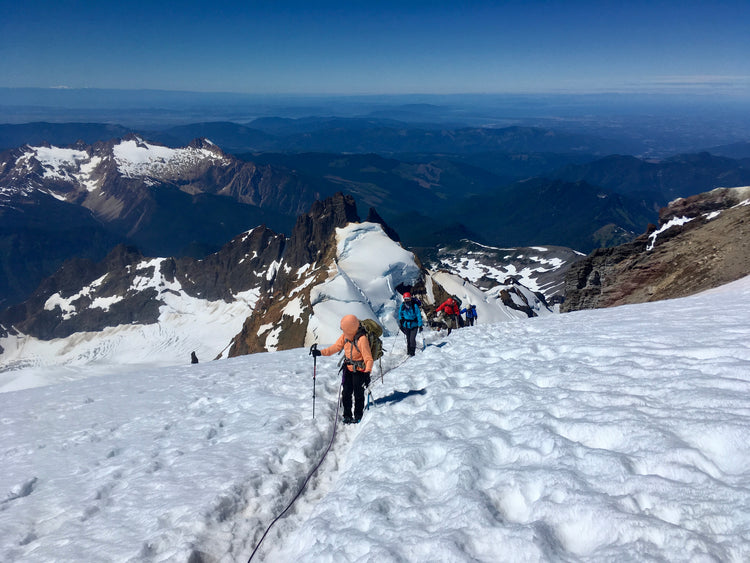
[1,0,748,96]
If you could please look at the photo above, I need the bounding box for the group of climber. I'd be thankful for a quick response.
[436,297,478,334]
[311,291,478,424]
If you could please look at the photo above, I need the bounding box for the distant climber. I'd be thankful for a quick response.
[462,304,478,326]
[191,351,199,364]
[436,297,461,335]
[398,292,423,356]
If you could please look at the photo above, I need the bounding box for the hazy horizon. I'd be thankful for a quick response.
[2,1,748,97]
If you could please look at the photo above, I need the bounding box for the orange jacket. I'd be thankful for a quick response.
[320,314,374,372]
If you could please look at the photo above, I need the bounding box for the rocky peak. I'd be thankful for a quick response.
[281,192,360,270]
[228,193,362,357]
[187,137,227,154]
[562,185,750,311]
[174,226,286,302]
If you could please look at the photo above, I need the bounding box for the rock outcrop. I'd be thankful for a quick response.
[562,186,750,311]
[227,193,360,356]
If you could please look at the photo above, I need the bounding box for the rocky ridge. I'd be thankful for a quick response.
[562,186,750,311]
[227,193,362,356]
[0,136,319,218]
[0,227,285,341]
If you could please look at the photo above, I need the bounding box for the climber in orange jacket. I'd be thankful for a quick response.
[312,314,373,424]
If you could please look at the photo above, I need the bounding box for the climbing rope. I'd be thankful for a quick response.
[247,381,342,562]
[246,333,423,561]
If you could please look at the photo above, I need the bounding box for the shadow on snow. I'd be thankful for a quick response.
[372,388,427,407]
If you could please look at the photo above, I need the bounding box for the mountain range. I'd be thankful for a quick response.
[0,136,315,307]
[4,178,747,372]
[2,123,749,309]
[0,193,562,370]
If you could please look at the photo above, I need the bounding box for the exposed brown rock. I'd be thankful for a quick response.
[562,187,750,311]
[227,193,360,357]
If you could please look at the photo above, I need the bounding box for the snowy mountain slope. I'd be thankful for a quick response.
[0,137,228,201]
[0,227,285,382]
[0,290,258,392]
[229,193,551,356]
[2,276,749,561]
[422,240,585,302]
[307,222,422,345]
[1,194,549,378]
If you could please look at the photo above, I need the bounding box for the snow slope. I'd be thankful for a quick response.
[0,255,261,391]
[307,222,421,346]
[2,275,750,562]
[112,138,228,178]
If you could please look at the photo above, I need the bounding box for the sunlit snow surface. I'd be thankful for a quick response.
[308,222,421,345]
[112,138,228,178]
[2,277,750,562]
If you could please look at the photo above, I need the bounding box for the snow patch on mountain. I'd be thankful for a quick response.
[307,222,421,346]
[43,274,112,320]
[647,216,694,251]
[112,138,228,179]
[32,146,90,179]
[0,258,263,385]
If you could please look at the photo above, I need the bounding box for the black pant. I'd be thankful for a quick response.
[401,325,419,356]
[342,365,369,420]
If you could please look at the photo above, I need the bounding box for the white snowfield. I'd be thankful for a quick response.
[112,138,229,178]
[2,276,750,562]
[1,139,229,200]
[0,254,261,392]
[308,222,422,347]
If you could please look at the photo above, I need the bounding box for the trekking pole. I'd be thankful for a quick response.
[309,344,318,418]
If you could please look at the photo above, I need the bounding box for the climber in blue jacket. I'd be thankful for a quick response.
[397,292,423,356]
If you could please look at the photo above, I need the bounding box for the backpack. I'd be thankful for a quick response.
[356,318,384,361]
[452,295,463,308]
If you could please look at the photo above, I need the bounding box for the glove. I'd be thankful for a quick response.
[362,372,371,387]
[419,326,423,333]
[310,344,322,357]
